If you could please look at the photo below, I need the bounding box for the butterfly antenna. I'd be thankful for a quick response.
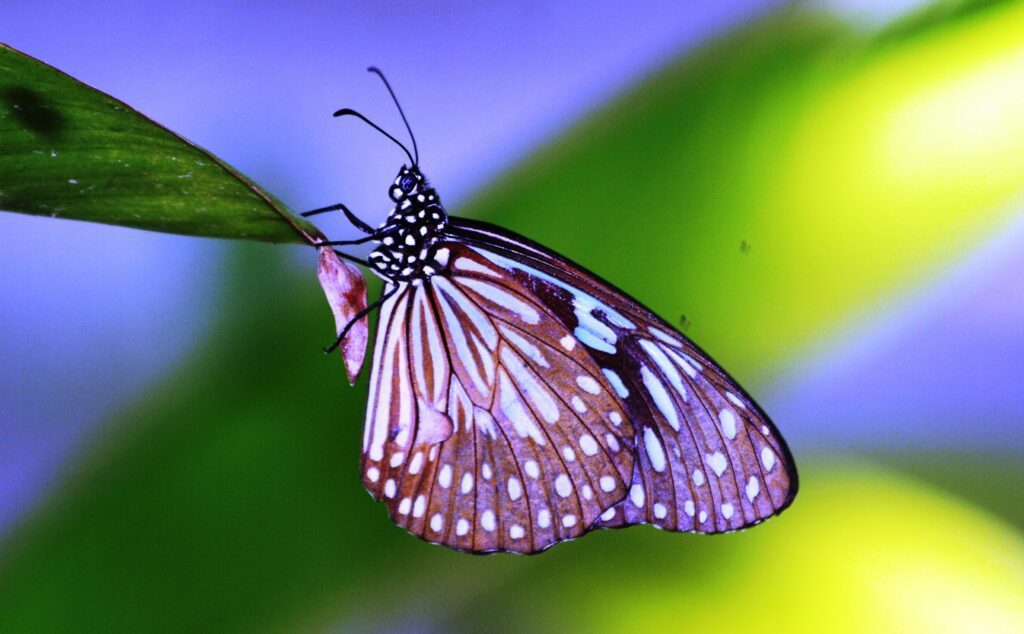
[333,107,415,166]
[367,66,419,166]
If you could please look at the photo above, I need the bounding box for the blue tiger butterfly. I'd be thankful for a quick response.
[309,68,798,554]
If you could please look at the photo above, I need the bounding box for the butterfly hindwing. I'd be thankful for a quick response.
[360,245,635,553]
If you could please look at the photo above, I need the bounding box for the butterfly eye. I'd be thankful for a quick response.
[400,175,416,192]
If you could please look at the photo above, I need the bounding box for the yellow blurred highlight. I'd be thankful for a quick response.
[584,462,1024,633]
[759,1,1024,347]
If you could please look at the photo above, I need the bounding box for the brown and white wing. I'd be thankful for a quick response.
[359,245,635,554]
[448,218,799,534]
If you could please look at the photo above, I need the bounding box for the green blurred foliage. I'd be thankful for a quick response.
[444,459,1024,633]
[2,4,1023,633]
[0,44,316,243]
[464,3,1024,384]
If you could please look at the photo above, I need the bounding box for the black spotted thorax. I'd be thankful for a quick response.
[368,165,448,281]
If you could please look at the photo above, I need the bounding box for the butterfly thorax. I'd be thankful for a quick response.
[368,165,449,281]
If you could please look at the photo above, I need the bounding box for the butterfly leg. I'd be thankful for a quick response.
[323,284,400,354]
[319,224,401,248]
[328,249,371,269]
[301,202,376,234]
[321,234,380,247]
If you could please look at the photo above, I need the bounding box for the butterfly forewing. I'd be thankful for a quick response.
[447,218,798,535]
[595,330,794,532]
[360,245,635,553]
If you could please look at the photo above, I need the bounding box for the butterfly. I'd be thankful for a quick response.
[310,68,798,554]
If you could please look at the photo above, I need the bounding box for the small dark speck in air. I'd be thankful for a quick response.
[2,86,65,138]
[678,314,690,331]
[740,240,751,254]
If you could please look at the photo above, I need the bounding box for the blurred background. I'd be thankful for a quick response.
[1,1,1022,632]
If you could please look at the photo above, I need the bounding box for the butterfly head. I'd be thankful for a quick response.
[385,165,444,219]
[390,165,427,203]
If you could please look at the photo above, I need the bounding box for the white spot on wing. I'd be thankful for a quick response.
[507,477,523,501]
[481,510,496,532]
[555,474,573,498]
[602,368,630,398]
[538,509,551,528]
[408,452,424,475]
[574,326,615,354]
[630,484,645,508]
[640,365,680,431]
[562,514,577,528]
[662,345,699,379]
[746,476,760,502]
[559,335,576,351]
[509,524,525,539]
[640,339,688,403]
[438,464,452,488]
[654,503,667,519]
[648,326,681,347]
[599,475,616,492]
[430,513,444,532]
[575,375,600,394]
[461,472,474,494]
[456,518,470,536]
[721,503,734,520]
[707,451,728,476]
[367,467,379,482]
[761,447,776,471]
[725,391,746,409]
[413,495,426,518]
[579,434,599,456]
[394,428,410,448]
[719,409,737,440]
[605,433,621,452]
[644,427,667,472]
[525,460,540,479]
[684,500,695,516]
[692,469,705,486]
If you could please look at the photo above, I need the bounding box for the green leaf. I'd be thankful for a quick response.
[0,44,319,243]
